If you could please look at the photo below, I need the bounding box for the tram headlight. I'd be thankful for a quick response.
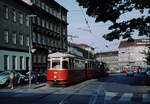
[54,76,57,79]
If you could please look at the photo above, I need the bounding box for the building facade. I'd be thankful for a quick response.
[0,0,31,72]
[77,44,94,53]
[96,51,119,71]
[0,0,68,73]
[118,39,148,69]
[29,0,68,72]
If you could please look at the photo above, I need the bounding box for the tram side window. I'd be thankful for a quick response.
[62,61,68,69]
[52,61,60,69]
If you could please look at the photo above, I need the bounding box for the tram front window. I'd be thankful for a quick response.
[52,61,60,69]
[62,61,68,69]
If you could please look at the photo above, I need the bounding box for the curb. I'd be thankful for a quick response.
[33,83,46,89]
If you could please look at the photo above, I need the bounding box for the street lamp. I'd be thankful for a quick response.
[28,15,36,88]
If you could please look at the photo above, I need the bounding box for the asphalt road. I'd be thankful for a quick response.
[0,73,150,104]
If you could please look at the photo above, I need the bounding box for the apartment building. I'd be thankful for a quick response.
[29,0,68,72]
[0,0,31,72]
[0,0,68,73]
[118,39,148,69]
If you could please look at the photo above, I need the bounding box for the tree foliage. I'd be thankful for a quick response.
[76,0,150,41]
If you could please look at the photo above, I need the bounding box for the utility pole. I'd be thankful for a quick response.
[28,15,36,88]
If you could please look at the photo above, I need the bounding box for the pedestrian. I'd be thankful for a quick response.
[9,71,15,89]
[34,72,39,84]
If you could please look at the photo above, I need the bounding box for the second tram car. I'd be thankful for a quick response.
[47,52,108,85]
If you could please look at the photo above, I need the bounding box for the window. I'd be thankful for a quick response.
[26,57,29,70]
[53,9,56,17]
[42,19,45,27]
[41,2,45,9]
[37,17,41,25]
[38,55,41,63]
[19,34,23,45]
[43,56,46,63]
[4,55,9,70]
[50,23,52,30]
[12,9,17,22]
[12,32,16,44]
[62,61,68,69]
[38,33,41,44]
[12,56,17,70]
[62,15,66,21]
[37,0,41,7]
[53,24,56,32]
[18,12,23,24]
[33,55,36,63]
[20,56,23,69]
[63,27,66,35]
[52,61,60,69]
[32,32,36,42]
[32,17,36,24]
[26,36,29,46]
[46,22,49,29]
[3,6,9,19]
[4,31,8,43]
[25,15,29,26]
[42,36,45,45]
[46,5,49,12]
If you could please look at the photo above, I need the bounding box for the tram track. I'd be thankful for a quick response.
[58,79,97,104]
[33,79,98,104]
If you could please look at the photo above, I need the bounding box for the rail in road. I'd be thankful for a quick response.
[1,74,150,104]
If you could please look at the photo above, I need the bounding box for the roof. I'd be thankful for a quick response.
[118,38,149,48]
[48,52,75,58]
[76,44,94,50]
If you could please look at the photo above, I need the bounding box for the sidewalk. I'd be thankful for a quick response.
[0,83,47,91]
[20,82,47,89]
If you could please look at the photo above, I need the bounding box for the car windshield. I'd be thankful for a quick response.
[128,70,134,72]
[0,71,10,76]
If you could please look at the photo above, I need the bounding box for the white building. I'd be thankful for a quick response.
[96,51,119,71]
[118,38,149,69]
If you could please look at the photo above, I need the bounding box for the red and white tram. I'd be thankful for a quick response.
[47,52,108,85]
[47,52,86,85]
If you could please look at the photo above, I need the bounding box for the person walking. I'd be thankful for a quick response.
[9,71,15,89]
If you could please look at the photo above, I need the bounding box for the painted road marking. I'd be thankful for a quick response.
[119,93,133,102]
[105,92,118,101]
[142,94,150,103]
[88,91,99,104]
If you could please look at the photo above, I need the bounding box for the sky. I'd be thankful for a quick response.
[55,0,148,53]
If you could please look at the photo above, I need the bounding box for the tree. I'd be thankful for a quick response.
[76,0,150,41]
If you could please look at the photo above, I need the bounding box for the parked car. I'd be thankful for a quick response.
[126,70,134,76]
[0,70,29,86]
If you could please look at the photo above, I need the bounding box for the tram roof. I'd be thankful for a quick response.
[48,52,75,58]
